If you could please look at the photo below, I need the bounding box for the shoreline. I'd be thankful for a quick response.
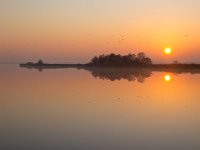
[19,63,200,74]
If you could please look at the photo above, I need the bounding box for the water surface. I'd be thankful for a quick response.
[1,64,200,150]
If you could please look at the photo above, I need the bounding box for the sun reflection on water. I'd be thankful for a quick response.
[164,74,172,82]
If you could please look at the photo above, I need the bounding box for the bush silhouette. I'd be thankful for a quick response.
[90,52,152,66]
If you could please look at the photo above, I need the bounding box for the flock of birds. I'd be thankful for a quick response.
[114,33,191,45]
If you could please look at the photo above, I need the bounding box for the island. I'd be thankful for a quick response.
[20,52,200,74]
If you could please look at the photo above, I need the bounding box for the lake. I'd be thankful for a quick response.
[1,64,200,150]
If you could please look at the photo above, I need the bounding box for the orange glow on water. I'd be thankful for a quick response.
[164,74,172,82]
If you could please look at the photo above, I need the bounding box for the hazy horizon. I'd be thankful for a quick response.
[1,1,200,149]
[1,0,200,63]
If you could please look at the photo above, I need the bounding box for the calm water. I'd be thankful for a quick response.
[1,64,200,150]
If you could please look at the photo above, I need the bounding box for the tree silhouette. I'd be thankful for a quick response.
[37,59,44,65]
[90,52,152,66]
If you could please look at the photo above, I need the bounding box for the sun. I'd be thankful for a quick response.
[164,47,172,55]
[164,74,171,82]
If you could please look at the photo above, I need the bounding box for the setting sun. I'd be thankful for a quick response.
[164,48,172,55]
[164,74,172,82]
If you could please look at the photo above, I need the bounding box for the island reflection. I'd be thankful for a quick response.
[21,66,152,82]
[20,53,200,83]
[20,65,200,83]
[81,67,152,83]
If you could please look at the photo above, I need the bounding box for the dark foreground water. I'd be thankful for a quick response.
[1,64,200,150]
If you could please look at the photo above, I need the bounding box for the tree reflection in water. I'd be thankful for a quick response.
[20,64,200,83]
[82,67,152,83]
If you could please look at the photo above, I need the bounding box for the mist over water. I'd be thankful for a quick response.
[1,64,200,150]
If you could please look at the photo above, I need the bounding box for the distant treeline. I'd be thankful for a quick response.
[89,52,152,66]
[20,52,200,71]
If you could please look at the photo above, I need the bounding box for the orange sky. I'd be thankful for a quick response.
[0,0,200,63]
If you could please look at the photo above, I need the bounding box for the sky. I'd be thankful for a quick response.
[0,0,200,63]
